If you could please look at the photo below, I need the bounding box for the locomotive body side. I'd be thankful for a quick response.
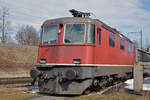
[94,24,135,65]
[30,17,135,95]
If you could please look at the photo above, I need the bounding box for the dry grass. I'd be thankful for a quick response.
[0,87,40,100]
[0,45,38,77]
[67,92,150,100]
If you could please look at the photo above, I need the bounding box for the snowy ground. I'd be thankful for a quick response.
[125,77,150,90]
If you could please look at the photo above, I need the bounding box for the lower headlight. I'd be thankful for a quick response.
[73,59,81,64]
[40,58,46,64]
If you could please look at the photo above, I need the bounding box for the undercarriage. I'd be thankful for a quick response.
[30,65,133,95]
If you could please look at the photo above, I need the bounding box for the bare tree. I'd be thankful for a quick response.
[16,25,39,46]
[0,7,10,44]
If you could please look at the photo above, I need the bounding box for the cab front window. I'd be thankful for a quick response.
[64,24,85,44]
[42,25,58,44]
[87,24,95,44]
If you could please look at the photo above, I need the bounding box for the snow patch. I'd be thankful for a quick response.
[26,89,40,93]
[125,78,150,91]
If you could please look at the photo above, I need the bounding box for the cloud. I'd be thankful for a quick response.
[0,0,150,45]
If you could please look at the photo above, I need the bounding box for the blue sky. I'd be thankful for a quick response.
[139,0,150,11]
[0,0,150,46]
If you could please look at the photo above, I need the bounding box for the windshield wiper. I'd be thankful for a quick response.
[64,39,72,43]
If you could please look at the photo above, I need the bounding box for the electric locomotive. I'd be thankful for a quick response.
[30,9,135,95]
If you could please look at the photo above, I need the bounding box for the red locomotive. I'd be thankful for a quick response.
[30,9,135,95]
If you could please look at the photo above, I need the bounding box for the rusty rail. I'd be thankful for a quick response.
[0,77,33,84]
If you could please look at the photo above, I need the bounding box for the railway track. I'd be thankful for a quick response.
[0,76,127,95]
[0,77,33,84]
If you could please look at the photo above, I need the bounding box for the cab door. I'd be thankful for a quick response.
[95,26,102,64]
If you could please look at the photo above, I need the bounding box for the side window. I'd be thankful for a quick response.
[128,43,132,53]
[87,24,95,44]
[97,28,101,45]
[120,40,125,50]
[109,34,115,47]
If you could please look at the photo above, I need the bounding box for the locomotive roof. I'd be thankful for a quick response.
[43,17,133,43]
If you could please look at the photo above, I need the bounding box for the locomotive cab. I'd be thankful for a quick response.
[38,19,97,65]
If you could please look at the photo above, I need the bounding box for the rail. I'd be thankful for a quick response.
[136,48,150,62]
[0,77,33,84]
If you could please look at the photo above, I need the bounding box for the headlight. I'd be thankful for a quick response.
[73,59,81,64]
[40,58,46,64]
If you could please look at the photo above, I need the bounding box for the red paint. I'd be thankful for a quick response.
[37,22,135,66]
